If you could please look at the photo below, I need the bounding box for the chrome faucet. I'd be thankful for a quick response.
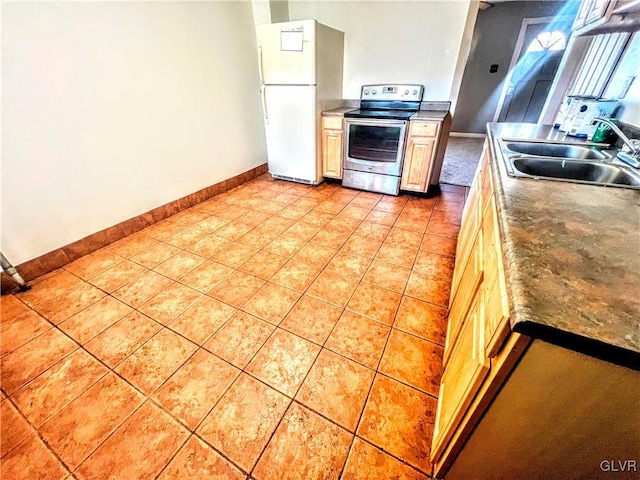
[592,117,640,168]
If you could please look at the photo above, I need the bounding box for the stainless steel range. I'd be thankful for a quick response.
[343,84,424,195]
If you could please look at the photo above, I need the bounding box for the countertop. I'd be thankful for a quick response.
[412,110,449,121]
[487,123,640,369]
[321,107,354,116]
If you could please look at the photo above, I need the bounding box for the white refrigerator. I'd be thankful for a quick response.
[256,20,344,185]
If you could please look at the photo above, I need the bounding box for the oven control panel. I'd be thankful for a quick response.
[361,84,424,102]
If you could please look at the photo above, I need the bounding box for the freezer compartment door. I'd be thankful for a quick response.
[263,85,319,184]
[257,20,316,85]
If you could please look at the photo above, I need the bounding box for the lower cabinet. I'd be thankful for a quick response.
[400,135,436,192]
[431,145,530,477]
[401,120,440,193]
[320,113,451,188]
[432,143,640,479]
[432,291,489,461]
[321,115,344,180]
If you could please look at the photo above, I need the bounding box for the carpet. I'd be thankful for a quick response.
[439,136,485,187]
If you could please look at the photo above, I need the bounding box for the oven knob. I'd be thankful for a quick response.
[364,89,370,95]
[413,89,418,95]
[372,89,377,95]
[404,90,409,95]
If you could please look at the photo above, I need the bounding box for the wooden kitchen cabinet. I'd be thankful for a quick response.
[321,115,344,179]
[401,135,436,192]
[400,120,441,193]
[432,292,489,461]
[432,144,639,479]
[431,145,529,476]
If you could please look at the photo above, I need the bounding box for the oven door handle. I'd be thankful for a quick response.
[345,118,408,127]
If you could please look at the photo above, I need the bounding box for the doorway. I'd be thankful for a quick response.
[494,16,573,123]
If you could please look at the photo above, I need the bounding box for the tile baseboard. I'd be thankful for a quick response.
[1,163,269,292]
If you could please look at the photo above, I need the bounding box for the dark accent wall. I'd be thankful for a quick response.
[452,1,578,134]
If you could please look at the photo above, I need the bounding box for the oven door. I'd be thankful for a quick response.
[344,118,408,176]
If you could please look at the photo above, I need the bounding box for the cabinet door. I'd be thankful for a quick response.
[322,128,343,179]
[400,136,435,192]
[483,199,510,358]
[432,291,490,462]
[446,231,483,366]
[453,172,482,292]
[480,148,494,216]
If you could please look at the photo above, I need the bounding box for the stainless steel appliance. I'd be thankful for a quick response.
[343,84,424,195]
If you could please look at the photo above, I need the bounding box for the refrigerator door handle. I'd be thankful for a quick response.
[261,85,269,123]
[258,45,265,84]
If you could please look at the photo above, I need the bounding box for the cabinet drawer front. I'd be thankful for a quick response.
[322,116,343,130]
[446,231,483,366]
[410,120,439,137]
[432,292,490,462]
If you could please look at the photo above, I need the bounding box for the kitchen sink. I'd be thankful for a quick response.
[509,157,640,188]
[503,141,608,160]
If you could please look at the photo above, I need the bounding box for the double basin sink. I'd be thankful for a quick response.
[499,140,640,189]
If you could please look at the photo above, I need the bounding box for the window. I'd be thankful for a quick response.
[569,32,630,97]
[527,31,567,52]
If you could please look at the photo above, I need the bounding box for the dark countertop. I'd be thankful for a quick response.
[487,123,640,369]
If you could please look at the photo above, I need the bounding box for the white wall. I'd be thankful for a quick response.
[288,0,472,101]
[1,1,267,264]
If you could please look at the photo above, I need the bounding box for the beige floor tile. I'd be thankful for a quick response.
[242,282,301,325]
[379,329,443,395]
[179,260,234,293]
[115,329,198,394]
[153,251,206,279]
[325,311,390,369]
[204,311,274,369]
[271,259,321,293]
[1,329,78,394]
[253,403,352,480]
[197,373,289,472]
[346,282,402,325]
[280,295,343,345]
[158,436,245,480]
[207,270,265,308]
[342,438,429,480]
[75,402,188,479]
[168,296,236,345]
[296,349,374,431]
[358,374,436,475]
[138,283,202,325]
[152,349,239,429]
[246,329,320,397]
[307,270,358,308]
[39,373,144,470]
[11,349,108,427]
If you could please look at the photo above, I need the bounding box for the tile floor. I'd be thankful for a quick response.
[0,175,467,480]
